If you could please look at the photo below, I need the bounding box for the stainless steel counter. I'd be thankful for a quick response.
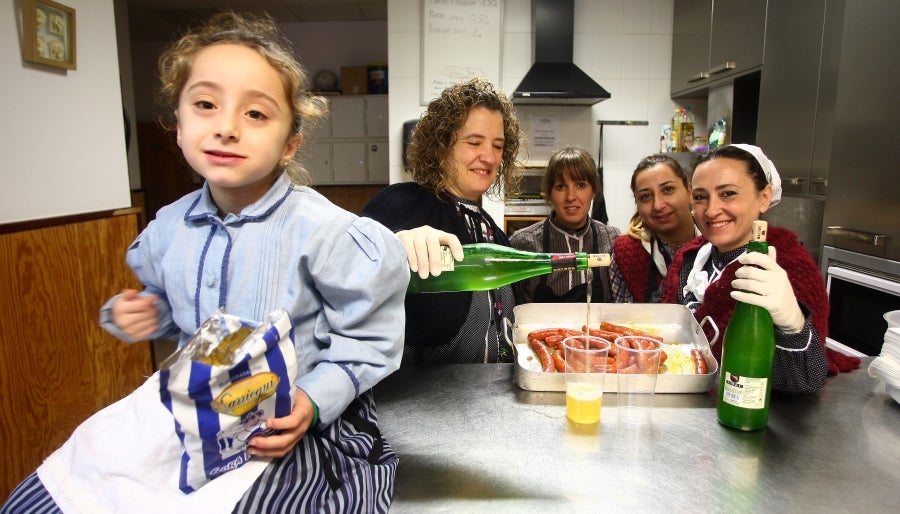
[374,359,899,513]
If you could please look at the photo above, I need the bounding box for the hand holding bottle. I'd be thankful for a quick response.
[395,225,464,279]
[730,246,805,334]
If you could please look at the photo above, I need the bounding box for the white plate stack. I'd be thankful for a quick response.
[869,311,900,404]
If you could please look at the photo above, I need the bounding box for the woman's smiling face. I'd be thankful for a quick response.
[444,106,505,201]
[691,157,772,252]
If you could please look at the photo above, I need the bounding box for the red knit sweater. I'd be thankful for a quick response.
[661,227,830,362]
[613,235,656,303]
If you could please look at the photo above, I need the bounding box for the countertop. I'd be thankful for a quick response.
[373,358,899,513]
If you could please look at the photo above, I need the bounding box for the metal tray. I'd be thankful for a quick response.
[506,303,719,393]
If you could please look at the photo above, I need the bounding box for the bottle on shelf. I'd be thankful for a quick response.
[407,243,611,293]
[716,220,776,431]
[670,109,684,152]
[680,106,695,152]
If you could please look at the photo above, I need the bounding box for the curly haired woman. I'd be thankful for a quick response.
[362,78,526,365]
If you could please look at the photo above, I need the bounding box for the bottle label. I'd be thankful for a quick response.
[721,371,768,409]
[550,254,577,270]
[438,246,455,271]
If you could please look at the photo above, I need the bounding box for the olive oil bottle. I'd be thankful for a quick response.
[407,243,611,293]
[716,221,776,431]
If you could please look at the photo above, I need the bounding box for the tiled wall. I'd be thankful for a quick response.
[388,0,705,232]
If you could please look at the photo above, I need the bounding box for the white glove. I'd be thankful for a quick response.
[395,225,464,279]
[730,246,805,334]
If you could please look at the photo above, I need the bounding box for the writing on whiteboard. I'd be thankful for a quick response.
[421,0,503,104]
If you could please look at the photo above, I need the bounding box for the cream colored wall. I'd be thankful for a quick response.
[387,0,702,232]
[0,0,131,224]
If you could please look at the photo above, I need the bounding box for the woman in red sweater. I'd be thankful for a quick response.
[610,154,698,303]
[660,144,835,393]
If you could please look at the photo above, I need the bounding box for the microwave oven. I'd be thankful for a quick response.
[821,245,900,356]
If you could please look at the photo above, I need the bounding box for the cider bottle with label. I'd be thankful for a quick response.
[406,243,611,293]
[716,220,776,431]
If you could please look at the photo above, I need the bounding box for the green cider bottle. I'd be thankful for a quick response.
[716,220,776,431]
[406,243,611,293]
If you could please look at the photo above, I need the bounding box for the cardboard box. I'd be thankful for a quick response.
[341,66,368,95]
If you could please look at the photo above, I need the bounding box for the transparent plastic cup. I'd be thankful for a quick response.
[562,335,612,425]
[614,335,664,425]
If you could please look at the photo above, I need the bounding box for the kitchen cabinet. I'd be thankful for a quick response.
[670,0,767,97]
[755,0,828,196]
[306,95,389,185]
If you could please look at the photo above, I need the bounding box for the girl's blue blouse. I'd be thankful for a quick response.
[100,172,410,425]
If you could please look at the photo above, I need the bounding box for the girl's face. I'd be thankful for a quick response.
[176,43,301,211]
[691,157,772,252]
[633,163,693,241]
[549,170,595,230]
[444,106,505,201]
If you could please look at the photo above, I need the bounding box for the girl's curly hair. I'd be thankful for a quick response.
[406,78,525,200]
[156,11,328,185]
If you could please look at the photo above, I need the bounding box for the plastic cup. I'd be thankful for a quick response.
[562,335,612,425]
[884,310,900,329]
[614,335,664,426]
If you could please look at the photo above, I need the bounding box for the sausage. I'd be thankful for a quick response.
[544,334,565,348]
[691,349,708,374]
[527,328,564,342]
[552,349,566,372]
[528,339,556,373]
[599,321,662,342]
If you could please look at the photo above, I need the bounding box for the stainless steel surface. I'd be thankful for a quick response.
[761,194,825,265]
[709,61,736,75]
[510,303,717,393]
[826,227,888,248]
[820,0,900,262]
[821,245,900,284]
[375,359,900,512]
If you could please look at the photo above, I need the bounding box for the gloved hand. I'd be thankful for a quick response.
[395,225,464,279]
[730,246,805,334]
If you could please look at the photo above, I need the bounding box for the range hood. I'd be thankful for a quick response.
[512,0,611,105]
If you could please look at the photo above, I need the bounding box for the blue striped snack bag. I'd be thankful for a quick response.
[159,309,297,493]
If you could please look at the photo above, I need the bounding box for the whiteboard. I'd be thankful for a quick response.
[420,0,503,105]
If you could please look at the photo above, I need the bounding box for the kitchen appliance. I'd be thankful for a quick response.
[818,1,899,264]
[821,245,900,357]
[511,0,610,105]
[504,165,550,235]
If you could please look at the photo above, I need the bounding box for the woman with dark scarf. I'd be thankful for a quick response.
[509,146,620,303]
[361,78,525,365]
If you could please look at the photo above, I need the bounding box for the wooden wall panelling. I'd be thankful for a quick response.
[0,212,153,498]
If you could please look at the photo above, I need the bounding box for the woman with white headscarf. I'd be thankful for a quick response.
[661,144,840,394]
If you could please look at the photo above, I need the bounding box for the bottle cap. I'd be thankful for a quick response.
[587,254,612,267]
[751,220,768,242]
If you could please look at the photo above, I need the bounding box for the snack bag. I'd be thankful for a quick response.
[158,308,297,493]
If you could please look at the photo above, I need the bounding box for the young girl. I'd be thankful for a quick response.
[3,12,408,513]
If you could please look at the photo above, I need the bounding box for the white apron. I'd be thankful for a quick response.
[37,372,269,514]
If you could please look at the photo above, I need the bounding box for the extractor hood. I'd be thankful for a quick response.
[512,0,611,105]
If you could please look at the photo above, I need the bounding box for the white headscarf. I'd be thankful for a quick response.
[728,143,782,207]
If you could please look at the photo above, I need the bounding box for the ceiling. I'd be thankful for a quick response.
[127,0,387,40]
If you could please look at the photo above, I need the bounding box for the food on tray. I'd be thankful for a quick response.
[524,322,710,375]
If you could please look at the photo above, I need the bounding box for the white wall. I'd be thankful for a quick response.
[0,0,131,224]
[388,0,704,232]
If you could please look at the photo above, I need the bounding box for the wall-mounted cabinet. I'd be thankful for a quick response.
[671,0,767,98]
[305,95,388,185]
[755,0,828,196]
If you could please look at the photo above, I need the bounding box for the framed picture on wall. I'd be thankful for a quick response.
[21,0,77,70]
